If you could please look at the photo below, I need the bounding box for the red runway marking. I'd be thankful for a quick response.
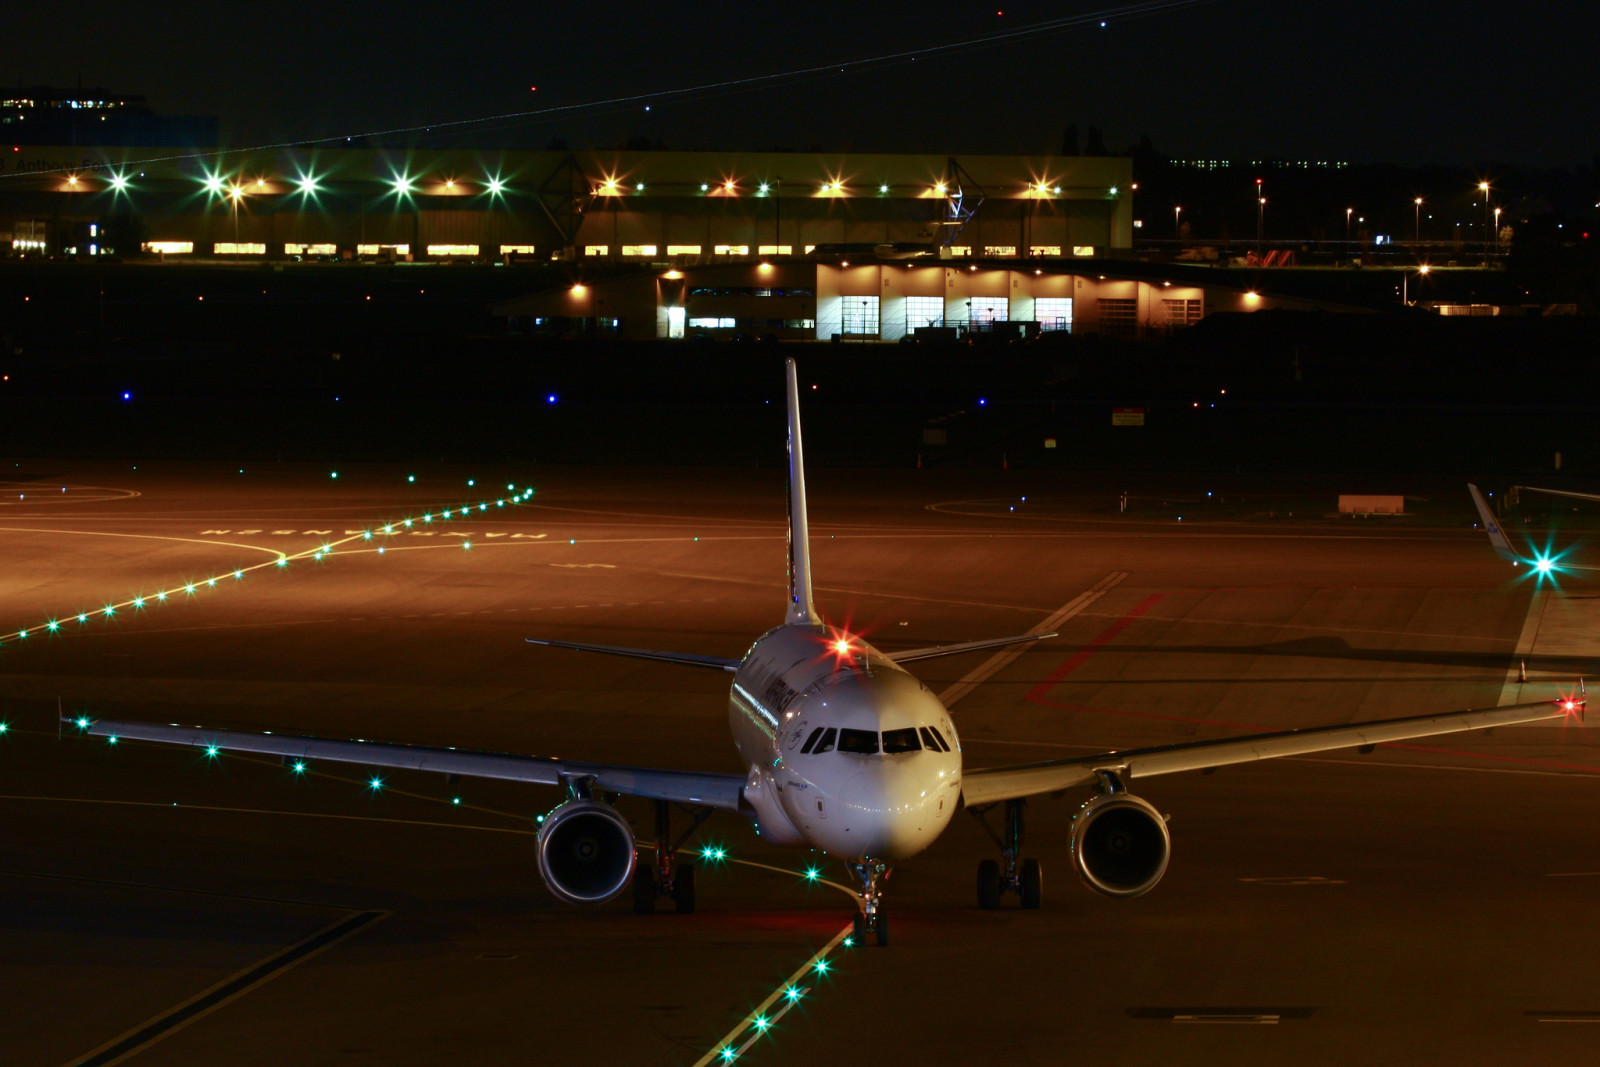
[1026,593,1166,703]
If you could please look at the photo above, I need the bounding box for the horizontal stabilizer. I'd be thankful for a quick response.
[80,718,747,809]
[1514,485,1600,505]
[526,637,741,672]
[888,631,1058,664]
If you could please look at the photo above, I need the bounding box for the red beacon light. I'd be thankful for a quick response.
[824,627,861,667]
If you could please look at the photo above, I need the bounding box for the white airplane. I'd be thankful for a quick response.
[84,362,1583,946]
[1468,482,1600,574]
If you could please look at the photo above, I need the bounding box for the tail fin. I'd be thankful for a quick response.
[1467,483,1523,564]
[785,359,819,626]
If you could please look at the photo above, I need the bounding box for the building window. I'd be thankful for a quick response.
[499,245,536,254]
[143,241,194,254]
[1162,297,1203,327]
[757,245,793,255]
[357,244,410,255]
[688,317,736,328]
[285,243,337,255]
[905,296,944,330]
[713,244,749,256]
[947,245,971,256]
[1099,298,1137,338]
[1036,297,1073,332]
[841,295,880,336]
[621,244,658,256]
[969,296,1008,326]
[1029,245,1062,257]
[1072,246,1096,257]
[427,244,480,256]
[584,245,609,256]
[214,243,266,255]
[982,245,1017,257]
[667,244,702,255]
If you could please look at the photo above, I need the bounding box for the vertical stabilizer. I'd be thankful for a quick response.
[785,359,820,626]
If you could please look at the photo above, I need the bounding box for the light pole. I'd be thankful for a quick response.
[1478,181,1491,260]
[1174,204,1182,241]
[1493,207,1502,254]
[1254,178,1263,252]
[1345,207,1353,243]
[1403,263,1430,306]
[1414,197,1423,248]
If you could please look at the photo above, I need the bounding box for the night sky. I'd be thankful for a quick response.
[7,0,1594,168]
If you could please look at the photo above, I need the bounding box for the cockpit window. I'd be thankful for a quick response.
[812,727,837,754]
[920,726,952,753]
[836,728,879,754]
[881,727,921,754]
[800,727,825,754]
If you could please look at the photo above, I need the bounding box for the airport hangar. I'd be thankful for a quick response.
[2,145,1286,340]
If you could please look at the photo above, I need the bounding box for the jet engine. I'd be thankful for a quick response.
[1069,791,1170,898]
[536,800,637,905]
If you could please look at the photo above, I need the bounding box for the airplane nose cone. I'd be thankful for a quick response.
[835,757,952,859]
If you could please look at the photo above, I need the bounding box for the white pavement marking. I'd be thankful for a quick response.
[1498,590,1550,707]
[692,923,855,1067]
[1497,591,1597,724]
[938,571,1128,709]
[60,909,391,1067]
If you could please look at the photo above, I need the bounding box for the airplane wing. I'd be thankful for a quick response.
[888,631,1058,664]
[526,637,741,672]
[960,695,1580,806]
[80,718,747,810]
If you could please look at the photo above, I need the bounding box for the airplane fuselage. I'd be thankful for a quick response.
[729,623,962,862]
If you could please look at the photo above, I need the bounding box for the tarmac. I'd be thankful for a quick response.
[5,460,1600,1066]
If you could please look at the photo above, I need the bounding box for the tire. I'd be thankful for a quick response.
[972,857,998,908]
[673,861,696,914]
[1019,858,1042,910]
[874,911,889,948]
[977,859,1002,910]
[852,911,867,946]
[632,860,657,915]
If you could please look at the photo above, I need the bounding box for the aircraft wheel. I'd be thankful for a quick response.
[673,862,696,914]
[1019,858,1042,910]
[977,859,1002,910]
[852,911,867,945]
[874,911,890,948]
[632,861,657,915]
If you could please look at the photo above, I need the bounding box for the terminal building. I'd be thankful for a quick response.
[0,143,1280,339]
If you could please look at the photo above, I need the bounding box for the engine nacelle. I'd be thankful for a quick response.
[536,800,637,905]
[1069,791,1171,898]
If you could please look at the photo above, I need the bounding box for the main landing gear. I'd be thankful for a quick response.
[968,798,1042,910]
[634,798,713,915]
[848,860,893,947]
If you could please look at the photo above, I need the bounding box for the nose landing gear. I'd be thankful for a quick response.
[969,798,1042,910]
[848,860,893,947]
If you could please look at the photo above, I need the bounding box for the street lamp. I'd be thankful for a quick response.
[1493,206,1502,253]
[1403,263,1430,305]
[1174,205,1182,240]
[1345,207,1354,242]
[1414,197,1423,247]
[1478,181,1491,259]
[1257,197,1266,253]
